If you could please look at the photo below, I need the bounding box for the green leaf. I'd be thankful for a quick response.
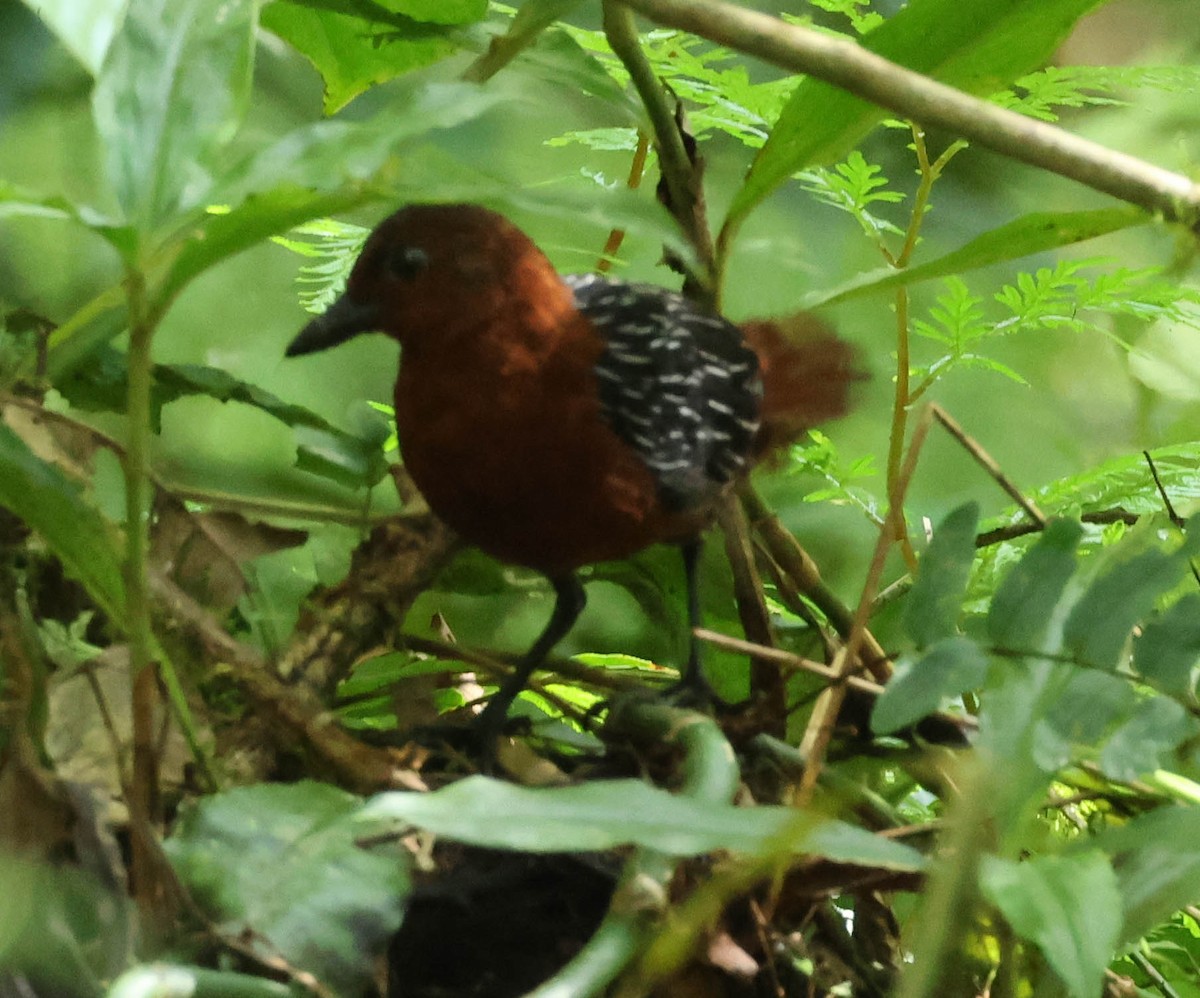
[55,348,391,488]
[0,851,132,993]
[1093,808,1200,945]
[358,777,926,870]
[1099,696,1198,782]
[17,0,128,75]
[91,0,259,231]
[262,1,471,113]
[809,207,1150,308]
[1063,527,1200,670]
[1134,593,1200,693]
[904,501,979,647]
[218,82,505,202]
[727,0,1105,234]
[0,421,126,625]
[987,518,1083,650]
[871,636,988,735]
[981,851,1120,998]
[164,782,409,997]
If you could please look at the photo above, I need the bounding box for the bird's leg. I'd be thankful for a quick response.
[474,573,587,746]
[674,536,717,703]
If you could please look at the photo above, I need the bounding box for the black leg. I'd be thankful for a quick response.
[475,573,587,743]
[677,537,709,697]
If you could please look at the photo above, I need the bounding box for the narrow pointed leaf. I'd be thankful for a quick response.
[809,207,1150,308]
[988,518,1082,650]
[359,777,926,870]
[17,0,128,75]
[904,501,979,647]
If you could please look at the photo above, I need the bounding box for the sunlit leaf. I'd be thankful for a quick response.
[17,0,128,75]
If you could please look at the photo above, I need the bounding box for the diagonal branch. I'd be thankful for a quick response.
[618,0,1200,228]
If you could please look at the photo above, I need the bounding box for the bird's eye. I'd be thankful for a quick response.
[387,246,429,281]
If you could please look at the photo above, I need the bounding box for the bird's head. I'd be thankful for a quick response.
[285,203,570,358]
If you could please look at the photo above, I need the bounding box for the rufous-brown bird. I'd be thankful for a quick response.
[287,203,857,743]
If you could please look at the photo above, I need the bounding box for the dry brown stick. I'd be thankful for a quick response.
[741,485,892,681]
[715,495,784,724]
[151,571,424,793]
[931,405,1045,526]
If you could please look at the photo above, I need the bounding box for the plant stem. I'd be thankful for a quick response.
[123,266,165,913]
[603,0,717,288]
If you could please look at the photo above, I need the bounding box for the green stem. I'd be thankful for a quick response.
[603,1,717,290]
[123,266,166,908]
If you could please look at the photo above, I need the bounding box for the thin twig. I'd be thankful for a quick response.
[603,0,717,287]
[933,405,1045,526]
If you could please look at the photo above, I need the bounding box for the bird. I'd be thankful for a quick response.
[286,203,858,747]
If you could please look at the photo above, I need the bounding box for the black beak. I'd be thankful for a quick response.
[285,294,380,357]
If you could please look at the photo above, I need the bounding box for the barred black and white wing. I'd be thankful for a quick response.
[566,273,762,510]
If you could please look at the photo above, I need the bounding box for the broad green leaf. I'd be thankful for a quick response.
[1134,593,1200,692]
[904,501,979,647]
[1063,526,1200,670]
[0,851,132,993]
[262,2,469,113]
[981,851,1120,998]
[809,207,1151,308]
[727,0,1104,234]
[987,518,1082,650]
[1099,696,1197,782]
[1093,808,1200,945]
[17,0,128,75]
[0,421,126,624]
[216,83,505,202]
[164,782,409,997]
[358,777,926,870]
[91,0,258,231]
[871,636,988,735]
